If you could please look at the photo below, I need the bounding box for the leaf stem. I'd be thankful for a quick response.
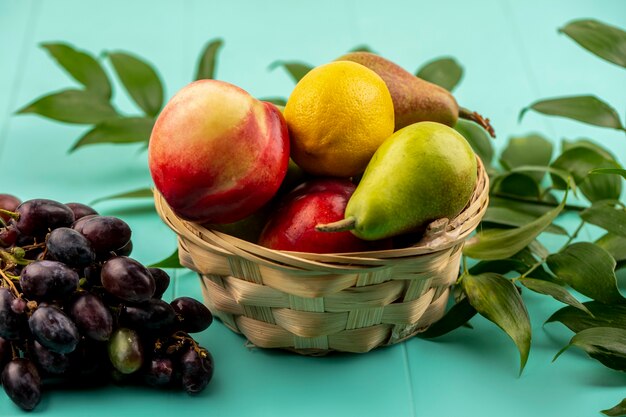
[491,192,587,212]
[558,220,585,252]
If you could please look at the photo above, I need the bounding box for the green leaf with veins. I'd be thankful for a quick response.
[269,60,313,83]
[481,206,567,235]
[418,297,477,338]
[415,57,463,92]
[596,233,626,262]
[108,51,164,117]
[554,327,626,372]
[91,187,154,205]
[148,248,183,269]
[562,138,618,161]
[581,201,626,238]
[499,134,553,183]
[518,278,591,315]
[71,117,154,151]
[591,168,626,180]
[195,38,224,80]
[547,301,626,333]
[41,42,111,99]
[520,95,624,130]
[463,188,567,260]
[560,19,626,69]
[454,119,494,167]
[602,398,626,416]
[461,272,531,374]
[547,242,623,304]
[16,89,117,124]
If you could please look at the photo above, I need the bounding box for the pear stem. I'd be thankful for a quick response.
[315,216,356,233]
[459,107,496,138]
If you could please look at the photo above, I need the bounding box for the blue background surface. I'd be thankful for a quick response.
[1,0,626,416]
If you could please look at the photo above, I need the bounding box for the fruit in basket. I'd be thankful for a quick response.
[337,52,495,136]
[148,79,290,223]
[0,197,215,410]
[318,122,477,240]
[258,179,374,253]
[283,61,394,177]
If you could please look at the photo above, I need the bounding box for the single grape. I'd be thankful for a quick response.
[115,240,133,257]
[70,214,99,234]
[0,288,24,340]
[1,358,41,411]
[170,297,213,333]
[65,202,98,220]
[143,356,174,387]
[0,337,10,370]
[29,306,80,354]
[0,225,18,247]
[69,292,113,341]
[108,328,143,374]
[68,338,110,382]
[46,227,96,268]
[80,216,131,257]
[180,346,214,394]
[10,297,26,314]
[121,299,176,330]
[20,260,79,301]
[148,267,171,299]
[101,256,155,302]
[15,199,74,238]
[0,194,21,223]
[31,340,71,375]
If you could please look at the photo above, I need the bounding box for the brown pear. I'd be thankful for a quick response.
[336,52,494,136]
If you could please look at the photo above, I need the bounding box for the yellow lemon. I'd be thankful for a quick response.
[283,61,395,177]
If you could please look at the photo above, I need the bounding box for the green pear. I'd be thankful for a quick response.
[337,52,494,137]
[318,122,477,240]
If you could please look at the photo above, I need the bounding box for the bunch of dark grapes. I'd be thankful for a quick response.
[0,194,214,411]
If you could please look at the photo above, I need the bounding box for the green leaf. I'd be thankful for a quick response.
[463,189,567,260]
[560,19,626,69]
[489,196,554,217]
[195,38,223,80]
[550,146,623,201]
[554,327,626,371]
[148,248,183,268]
[481,206,568,235]
[71,117,154,151]
[349,45,374,53]
[492,172,541,199]
[499,134,553,183]
[562,138,618,161]
[16,89,117,124]
[596,233,626,262]
[416,57,463,92]
[91,187,154,205]
[591,168,626,180]
[41,42,111,99]
[520,95,624,130]
[547,301,626,332]
[269,61,313,83]
[518,278,591,315]
[260,97,287,106]
[547,242,623,304]
[581,201,626,238]
[461,272,531,373]
[454,119,494,166]
[418,297,477,338]
[602,398,626,416]
[108,52,163,117]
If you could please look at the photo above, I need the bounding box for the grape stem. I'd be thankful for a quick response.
[0,209,19,221]
[0,268,21,297]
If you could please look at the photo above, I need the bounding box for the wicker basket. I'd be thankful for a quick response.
[154,156,489,355]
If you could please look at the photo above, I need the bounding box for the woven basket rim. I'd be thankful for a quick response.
[154,155,489,273]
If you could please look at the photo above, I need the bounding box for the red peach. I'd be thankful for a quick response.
[148,80,290,224]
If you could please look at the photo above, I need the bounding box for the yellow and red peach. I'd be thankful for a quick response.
[148,80,290,224]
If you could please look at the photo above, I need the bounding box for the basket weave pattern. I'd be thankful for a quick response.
[155,157,489,354]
